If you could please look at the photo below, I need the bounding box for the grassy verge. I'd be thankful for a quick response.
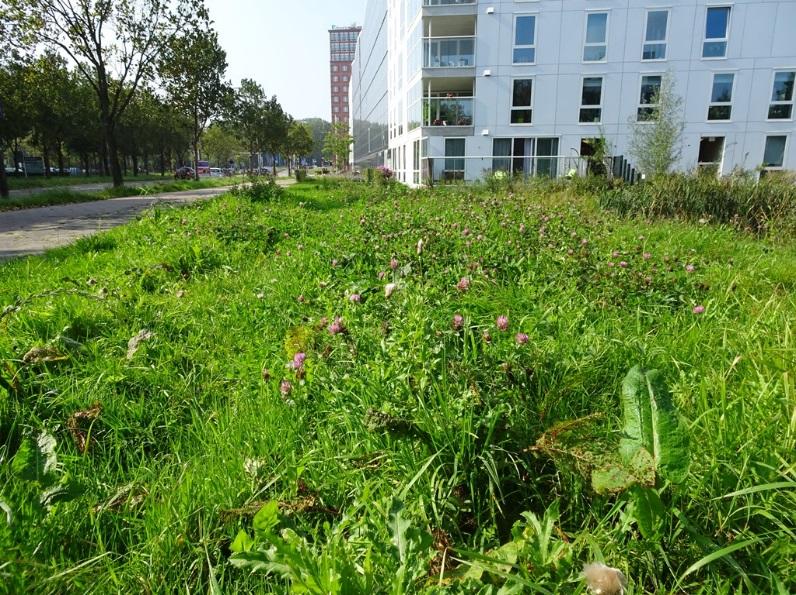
[6,174,165,191]
[0,177,245,211]
[0,180,794,592]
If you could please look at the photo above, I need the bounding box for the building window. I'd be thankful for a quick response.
[637,75,662,121]
[579,77,603,123]
[513,15,536,64]
[333,86,339,93]
[707,73,734,121]
[511,79,533,124]
[762,135,787,171]
[332,65,338,72]
[642,10,668,61]
[583,13,607,62]
[444,138,465,180]
[333,75,339,82]
[491,137,560,178]
[698,136,725,174]
[768,71,795,120]
[342,65,348,72]
[703,7,730,58]
[333,105,340,112]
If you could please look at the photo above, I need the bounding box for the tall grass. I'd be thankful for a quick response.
[600,172,796,236]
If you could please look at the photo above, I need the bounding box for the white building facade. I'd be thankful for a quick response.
[350,0,796,184]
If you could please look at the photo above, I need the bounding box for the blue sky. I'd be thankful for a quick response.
[205,0,366,122]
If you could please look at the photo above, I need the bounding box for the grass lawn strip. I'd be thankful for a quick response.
[0,180,794,593]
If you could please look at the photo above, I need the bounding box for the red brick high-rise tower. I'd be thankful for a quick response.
[329,25,361,127]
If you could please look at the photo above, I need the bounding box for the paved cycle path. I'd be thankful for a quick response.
[0,186,235,261]
[8,179,163,198]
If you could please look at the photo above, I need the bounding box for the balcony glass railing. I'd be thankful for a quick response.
[423,37,475,68]
[423,97,473,126]
[423,0,476,5]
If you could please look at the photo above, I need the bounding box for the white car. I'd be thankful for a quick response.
[209,168,223,177]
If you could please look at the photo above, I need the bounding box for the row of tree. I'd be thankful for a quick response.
[0,0,321,199]
[0,56,200,181]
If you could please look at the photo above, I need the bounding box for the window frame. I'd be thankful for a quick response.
[761,135,788,171]
[444,137,466,180]
[642,9,669,62]
[583,11,609,63]
[579,76,604,124]
[512,14,537,65]
[510,77,534,126]
[637,73,663,121]
[707,72,735,122]
[702,6,732,60]
[767,69,796,122]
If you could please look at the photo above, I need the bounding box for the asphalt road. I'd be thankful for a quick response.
[0,186,233,261]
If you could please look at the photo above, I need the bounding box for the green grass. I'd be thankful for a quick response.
[0,177,246,211]
[6,174,165,191]
[0,180,794,593]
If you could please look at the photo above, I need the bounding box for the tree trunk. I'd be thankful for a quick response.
[193,139,200,182]
[0,149,9,198]
[13,139,21,172]
[272,153,277,176]
[287,155,292,177]
[193,112,200,181]
[101,142,110,176]
[103,117,123,187]
[42,145,51,178]
[160,149,166,176]
[57,142,65,174]
[132,154,139,177]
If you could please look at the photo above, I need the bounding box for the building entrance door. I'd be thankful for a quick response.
[513,138,534,176]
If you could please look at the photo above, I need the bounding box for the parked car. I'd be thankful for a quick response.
[209,167,222,177]
[174,166,195,180]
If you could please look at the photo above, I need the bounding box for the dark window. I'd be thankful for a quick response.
[511,79,533,124]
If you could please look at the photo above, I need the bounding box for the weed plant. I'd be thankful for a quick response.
[0,181,794,593]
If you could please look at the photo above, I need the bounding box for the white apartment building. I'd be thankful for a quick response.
[350,0,796,185]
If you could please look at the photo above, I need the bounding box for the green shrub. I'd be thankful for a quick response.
[233,176,284,202]
[295,169,308,183]
[600,172,796,235]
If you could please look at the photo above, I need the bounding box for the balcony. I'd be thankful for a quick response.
[424,97,473,127]
[423,37,475,70]
[423,0,477,16]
